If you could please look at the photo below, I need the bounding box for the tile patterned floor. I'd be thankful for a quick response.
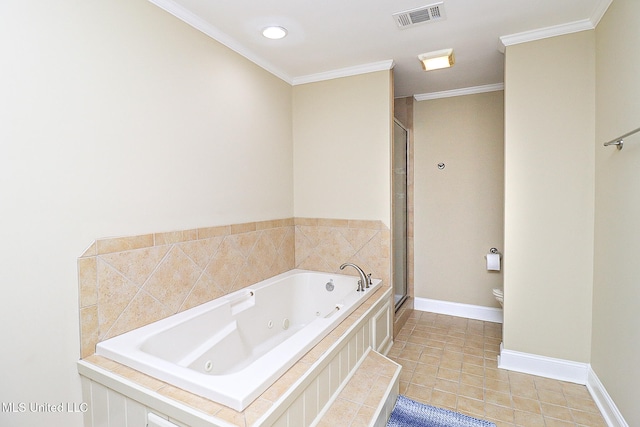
[387,311,607,427]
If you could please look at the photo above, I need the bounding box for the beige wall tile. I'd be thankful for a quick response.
[78,257,97,308]
[349,219,381,230]
[100,245,170,287]
[154,229,198,245]
[96,260,139,340]
[78,217,386,364]
[178,236,224,270]
[180,274,226,311]
[96,234,154,254]
[317,218,348,228]
[294,217,317,226]
[105,289,172,339]
[230,221,256,234]
[197,225,230,239]
[142,246,201,313]
[80,306,98,358]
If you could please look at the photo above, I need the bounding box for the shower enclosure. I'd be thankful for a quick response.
[392,119,408,309]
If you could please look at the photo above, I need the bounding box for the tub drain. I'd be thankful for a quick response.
[204,360,213,372]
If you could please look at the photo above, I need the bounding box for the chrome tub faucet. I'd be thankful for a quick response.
[339,263,369,292]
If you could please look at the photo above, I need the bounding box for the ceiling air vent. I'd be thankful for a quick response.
[392,2,446,28]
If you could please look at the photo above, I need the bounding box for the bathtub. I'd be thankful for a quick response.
[96,269,382,412]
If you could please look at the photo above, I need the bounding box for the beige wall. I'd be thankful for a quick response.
[0,1,293,426]
[1,2,395,426]
[414,91,504,307]
[292,71,393,227]
[593,0,640,424]
[503,31,595,362]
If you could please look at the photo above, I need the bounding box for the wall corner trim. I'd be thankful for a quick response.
[413,297,503,323]
[587,367,630,427]
[497,344,588,384]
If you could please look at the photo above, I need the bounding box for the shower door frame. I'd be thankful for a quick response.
[392,118,409,311]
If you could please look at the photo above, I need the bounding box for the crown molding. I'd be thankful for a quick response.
[148,0,293,84]
[414,83,504,101]
[499,19,594,49]
[499,0,613,50]
[292,60,395,86]
[590,0,614,27]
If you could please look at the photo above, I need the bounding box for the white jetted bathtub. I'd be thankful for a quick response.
[96,269,382,411]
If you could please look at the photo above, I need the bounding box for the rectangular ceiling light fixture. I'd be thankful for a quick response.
[418,48,455,71]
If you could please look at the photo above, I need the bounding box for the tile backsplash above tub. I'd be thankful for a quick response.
[78,217,390,358]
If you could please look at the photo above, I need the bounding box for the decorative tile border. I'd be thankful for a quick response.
[78,217,391,358]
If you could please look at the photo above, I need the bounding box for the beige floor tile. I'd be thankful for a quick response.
[543,403,575,422]
[460,372,485,388]
[511,395,541,414]
[389,312,606,427]
[485,377,511,394]
[485,389,512,408]
[543,417,575,427]
[430,389,457,410]
[457,395,485,418]
[538,388,568,406]
[514,409,546,426]
[459,382,484,401]
[434,377,458,394]
[436,366,461,382]
[405,383,433,403]
[485,402,515,423]
[571,409,608,426]
[565,394,600,413]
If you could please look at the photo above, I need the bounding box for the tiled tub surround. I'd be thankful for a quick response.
[78,217,391,359]
[78,285,394,427]
[77,217,393,426]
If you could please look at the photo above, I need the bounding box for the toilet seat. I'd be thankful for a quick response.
[492,288,504,307]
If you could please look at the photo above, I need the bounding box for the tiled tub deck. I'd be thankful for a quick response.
[78,285,398,427]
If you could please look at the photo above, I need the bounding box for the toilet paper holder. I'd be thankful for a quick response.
[486,248,501,271]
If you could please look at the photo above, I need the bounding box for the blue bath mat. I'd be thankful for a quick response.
[387,395,496,427]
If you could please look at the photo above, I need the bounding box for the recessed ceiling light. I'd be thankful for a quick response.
[262,26,288,40]
[418,48,454,71]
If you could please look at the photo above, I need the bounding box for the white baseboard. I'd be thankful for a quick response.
[497,348,630,427]
[497,343,589,384]
[413,297,503,323]
[587,367,629,427]
[413,298,628,427]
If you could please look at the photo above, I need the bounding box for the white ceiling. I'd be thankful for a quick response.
[150,0,611,98]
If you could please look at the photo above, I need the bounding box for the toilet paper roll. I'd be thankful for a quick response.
[486,253,501,271]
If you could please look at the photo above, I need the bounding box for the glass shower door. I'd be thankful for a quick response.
[393,119,408,309]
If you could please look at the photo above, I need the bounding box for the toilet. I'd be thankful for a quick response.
[492,288,504,307]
